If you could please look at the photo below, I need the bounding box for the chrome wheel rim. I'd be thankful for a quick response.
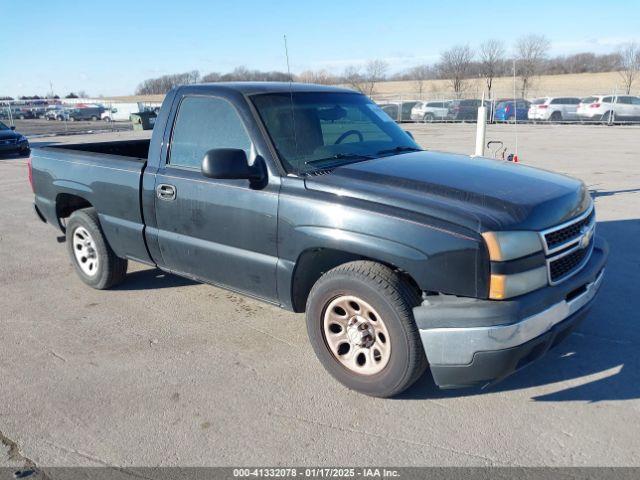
[72,226,99,276]
[323,295,391,375]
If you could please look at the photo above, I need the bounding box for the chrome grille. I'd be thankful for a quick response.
[544,209,594,251]
[540,204,596,285]
[549,242,593,282]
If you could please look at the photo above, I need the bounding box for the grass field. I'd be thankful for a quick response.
[103,71,637,104]
[372,71,636,101]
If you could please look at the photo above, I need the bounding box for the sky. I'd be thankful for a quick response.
[2,0,639,98]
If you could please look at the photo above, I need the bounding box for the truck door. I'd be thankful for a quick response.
[153,95,279,301]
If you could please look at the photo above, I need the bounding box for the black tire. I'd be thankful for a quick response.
[306,261,427,397]
[550,111,562,122]
[601,111,613,123]
[423,113,435,123]
[91,116,98,121]
[66,208,128,289]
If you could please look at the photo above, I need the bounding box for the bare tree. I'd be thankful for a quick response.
[298,69,336,85]
[410,65,432,99]
[202,72,221,82]
[342,65,366,93]
[617,42,640,94]
[478,39,505,99]
[514,34,550,98]
[341,60,387,96]
[363,59,388,96]
[438,45,474,98]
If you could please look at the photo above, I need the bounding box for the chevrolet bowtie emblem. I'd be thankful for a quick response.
[579,225,594,249]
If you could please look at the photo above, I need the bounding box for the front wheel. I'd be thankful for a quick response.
[423,113,435,123]
[66,208,128,289]
[306,261,427,397]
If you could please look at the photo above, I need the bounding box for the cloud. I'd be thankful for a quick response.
[551,36,640,54]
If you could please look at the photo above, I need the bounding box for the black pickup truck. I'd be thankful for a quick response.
[30,83,608,397]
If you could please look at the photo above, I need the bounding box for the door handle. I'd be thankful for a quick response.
[156,184,176,201]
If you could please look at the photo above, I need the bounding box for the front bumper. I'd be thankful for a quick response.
[414,236,608,388]
[0,141,29,153]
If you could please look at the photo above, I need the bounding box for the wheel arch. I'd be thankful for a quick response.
[55,193,93,231]
[289,246,422,313]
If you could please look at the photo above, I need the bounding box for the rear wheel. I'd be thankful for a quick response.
[306,261,427,397]
[550,111,562,121]
[601,111,614,123]
[91,115,98,121]
[66,208,128,289]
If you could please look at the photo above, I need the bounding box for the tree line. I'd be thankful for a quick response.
[133,37,639,99]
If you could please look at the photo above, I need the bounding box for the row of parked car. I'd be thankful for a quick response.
[0,104,107,121]
[378,95,640,123]
[0,102,154,123]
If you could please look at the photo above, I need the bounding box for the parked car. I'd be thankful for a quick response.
[378,101,421,122]
[528,97,581,121]
[30,106,47,119]
[0,107,35,120]
[0,121,30,156]
[446,99,490,121]
[577,95,640,122]
[410,100,452,122]
[493,99,531,122]
[101,103,141,122]
[44,106,70,121]
[68,107,104,121]
[30,82,607,397]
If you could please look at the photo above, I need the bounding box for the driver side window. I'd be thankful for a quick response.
[170,96,252,170]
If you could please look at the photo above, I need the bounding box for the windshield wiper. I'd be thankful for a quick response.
[305,152,376,166]
[376,146,423,156]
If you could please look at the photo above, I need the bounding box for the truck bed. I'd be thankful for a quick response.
[44,138,150,160]
[32,138,153,265]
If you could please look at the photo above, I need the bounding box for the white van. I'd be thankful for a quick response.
[101,103,141,122]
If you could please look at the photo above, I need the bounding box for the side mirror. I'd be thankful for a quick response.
[201,148,257,180]
[10,126,16,130]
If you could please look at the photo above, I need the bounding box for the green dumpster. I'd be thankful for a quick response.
[130,111,157,130]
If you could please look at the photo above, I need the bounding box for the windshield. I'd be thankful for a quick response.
[251,92,420,174]
[532,98,547,105]
[0,121,9,131]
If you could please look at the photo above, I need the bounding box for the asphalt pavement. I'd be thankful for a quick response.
[1,123,639,469]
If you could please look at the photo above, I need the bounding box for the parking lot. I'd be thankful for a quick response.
[1,123,639,468]
[8,119,132,137]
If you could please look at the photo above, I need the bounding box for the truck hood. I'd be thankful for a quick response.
[304,150,591,233]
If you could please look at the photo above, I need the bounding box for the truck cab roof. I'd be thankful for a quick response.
[174,82,357,96]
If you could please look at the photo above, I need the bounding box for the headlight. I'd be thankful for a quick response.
[18,135,28,143]
[488,267,548,300]
[481,231,542,261]
[482,231,547,299]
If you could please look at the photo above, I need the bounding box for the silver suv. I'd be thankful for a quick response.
[577,95,640,122]
[410,100,451,122]
[528,97,581,121]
